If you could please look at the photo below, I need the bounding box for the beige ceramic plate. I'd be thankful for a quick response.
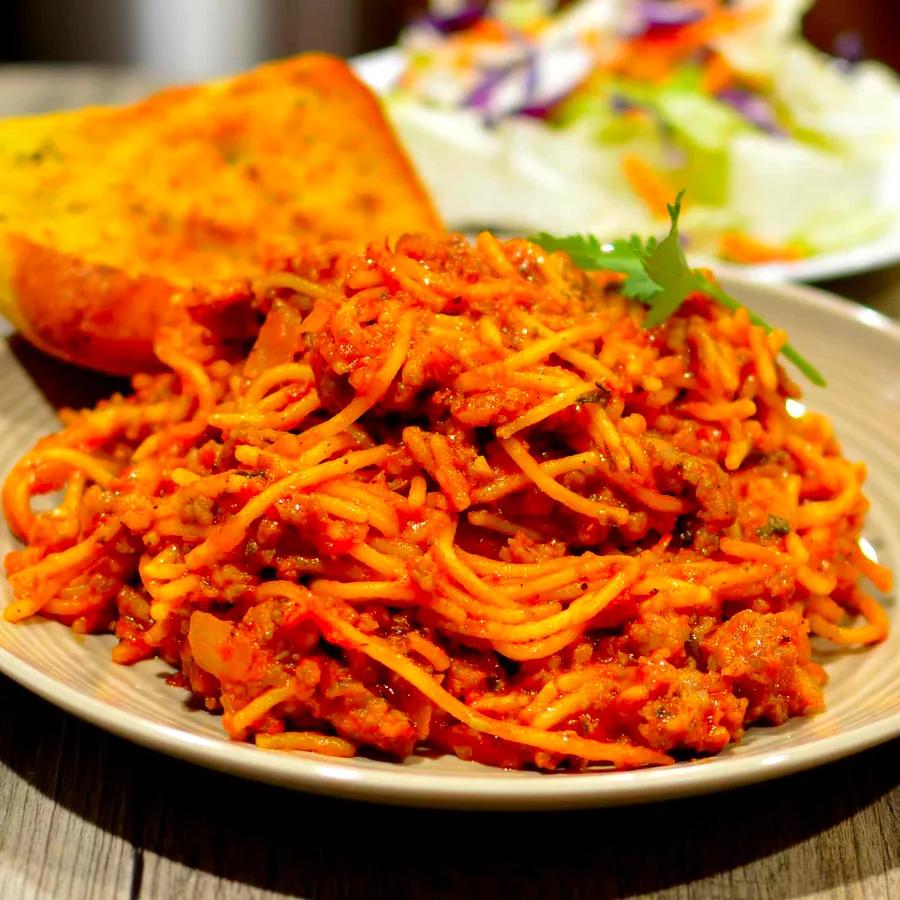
[0,277,898,810]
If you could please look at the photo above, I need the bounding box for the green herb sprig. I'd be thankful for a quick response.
[531,192,825,387]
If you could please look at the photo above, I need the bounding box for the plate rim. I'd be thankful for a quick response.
[1,274,899,810]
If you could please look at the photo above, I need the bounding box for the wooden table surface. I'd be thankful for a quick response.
[0,66,898,900]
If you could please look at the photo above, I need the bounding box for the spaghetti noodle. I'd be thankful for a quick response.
[2,231,891,770]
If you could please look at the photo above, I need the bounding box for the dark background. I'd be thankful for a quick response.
[0,1,896,77]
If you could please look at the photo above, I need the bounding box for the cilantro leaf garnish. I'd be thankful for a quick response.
[531,192,825,387]
[529,232,605,271]
[606,236,662,301]
[532,232,660,300]
[639,192,698,328]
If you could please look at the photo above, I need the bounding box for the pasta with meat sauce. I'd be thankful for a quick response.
[3,232,891,770]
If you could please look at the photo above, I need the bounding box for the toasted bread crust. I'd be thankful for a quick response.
[0,54,441,374]
[7,235,180,374]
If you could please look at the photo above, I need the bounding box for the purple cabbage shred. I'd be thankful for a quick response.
[637,1,706,29]
[834,30,865,67]
[421,1,489,35]
[717,87,785,136]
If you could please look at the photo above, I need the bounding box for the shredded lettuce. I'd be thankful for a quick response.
[555,67,751,206]
[654,85,749,153]
[390,95,658,237]
[491,0,554,29]
[773,45,900,162]
[726,132,881,248]
[561,67,750,151]
[392,0,900,260]
[711,0,813,79]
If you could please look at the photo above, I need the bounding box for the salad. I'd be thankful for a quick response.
[387,0,900,266]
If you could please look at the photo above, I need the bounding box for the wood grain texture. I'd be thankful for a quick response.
[0,679,136,900]
[0,66,898,900]
[1,673,898,900]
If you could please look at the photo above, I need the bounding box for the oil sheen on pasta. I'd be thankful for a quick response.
[3,232,891,770]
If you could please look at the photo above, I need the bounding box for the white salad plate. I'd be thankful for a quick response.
[0,276,898,810]
[354,48,900,285]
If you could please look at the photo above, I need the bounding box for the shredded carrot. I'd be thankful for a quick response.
[719,231,805,265]
[701,53,734,94]
[621,154,676,220]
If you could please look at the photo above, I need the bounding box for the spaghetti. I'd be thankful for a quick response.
[2,231,891,770]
